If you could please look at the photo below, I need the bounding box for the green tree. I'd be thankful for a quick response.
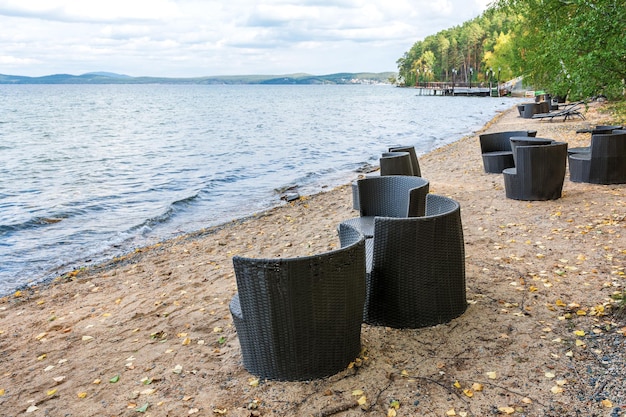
[483,32,517,82]
[397,10,515,86]
[497,0,626,100]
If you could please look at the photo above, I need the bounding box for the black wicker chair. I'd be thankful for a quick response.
[341,194,466,329]
[346,176,430,237]
[503,142,568,200]
[353,146,422,210]
[509,137,554,166]
[388,145,422,177]
[230,223,366,381]
[479,130,537,173]
[569,132,626,184]
[380,151,413,176]
[520,102,539,118]
[569,126,624,154]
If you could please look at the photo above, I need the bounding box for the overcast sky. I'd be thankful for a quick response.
[0,0,491,78]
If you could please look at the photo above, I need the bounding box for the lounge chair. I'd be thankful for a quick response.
[229,223,366,381]
[532,101,585,121]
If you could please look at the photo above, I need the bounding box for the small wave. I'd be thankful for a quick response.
[0,214,69,235]
[127,192,201,233]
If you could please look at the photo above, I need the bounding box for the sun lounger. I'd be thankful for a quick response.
[532,101,585,121]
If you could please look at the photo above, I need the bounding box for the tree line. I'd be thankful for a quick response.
[396,0,625,101]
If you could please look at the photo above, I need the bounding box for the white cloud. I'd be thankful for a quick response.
[0,0,490,77]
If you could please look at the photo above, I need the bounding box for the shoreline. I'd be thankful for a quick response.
[1,102,624,416]
[3,99,516,298]
[1,94,522,297]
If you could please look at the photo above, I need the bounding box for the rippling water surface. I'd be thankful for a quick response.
[0,84,523,294]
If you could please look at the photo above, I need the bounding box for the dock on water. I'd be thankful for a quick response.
[414,81,504,97]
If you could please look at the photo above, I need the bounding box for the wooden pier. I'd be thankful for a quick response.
[414,81,501,97]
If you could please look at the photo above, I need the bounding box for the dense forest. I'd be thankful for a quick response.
[396,0,625,101]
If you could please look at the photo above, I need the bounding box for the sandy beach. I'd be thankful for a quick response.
[1,101,624,417]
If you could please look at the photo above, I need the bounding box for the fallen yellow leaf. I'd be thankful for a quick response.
[601,399,613,408]
[471,382,483,391]
[463,389,474,398]
[248,378,259,387]
[0,388,5,396]
[446,409,456,416]
[573,330,586,337]
[352,389,364,396]
[453,380,461,389]
[498,406,515,414]
[77,392,88,398]
[486,371,497,379]
[47,388,57,396]
[357,395,367,406]
[387,409,397,417]
[551,385,564,394]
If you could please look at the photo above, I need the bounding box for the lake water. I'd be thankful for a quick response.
[0,84,523,294]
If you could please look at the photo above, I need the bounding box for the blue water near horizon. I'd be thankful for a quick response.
[0,84,524,295]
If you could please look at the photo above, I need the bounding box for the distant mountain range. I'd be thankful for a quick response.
[0,71,396,85]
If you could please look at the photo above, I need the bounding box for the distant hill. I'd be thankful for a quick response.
[0,72,396,85]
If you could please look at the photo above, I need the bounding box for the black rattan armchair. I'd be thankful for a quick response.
[388,145,422,177]
[479,130,537,173]
[503,142,568,200]
[380,151,413,176]
[569,132,626,184]
[230,224,366,381]
[342,194,467,329]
